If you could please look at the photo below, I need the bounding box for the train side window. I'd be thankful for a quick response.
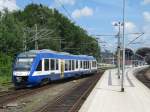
[50,59,55,70]
[86,61,88,69]
[80,61,82,68]
[84,61,86,69]
[69,60,72,70]
[92,61,96,67]
[65,60,68,71]
[44,59,49,71]
[67,60,69,71]
[72,60,75,70]
[76,60,78,69]
[88,61,90,69]
[36,60,42,71]
[56,60,59,70]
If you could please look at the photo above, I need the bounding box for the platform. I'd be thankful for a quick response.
[79,67,150,112]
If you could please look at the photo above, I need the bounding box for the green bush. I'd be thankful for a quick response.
[0,53,12,85]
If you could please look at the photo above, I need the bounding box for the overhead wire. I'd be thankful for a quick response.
[127,33,144,46]
[55,0,75,23]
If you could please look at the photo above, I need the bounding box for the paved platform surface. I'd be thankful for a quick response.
[79,67,150,112]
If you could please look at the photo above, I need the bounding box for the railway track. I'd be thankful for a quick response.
[136,74,150,88]
[0,84,58,108]
[35,71,103,112]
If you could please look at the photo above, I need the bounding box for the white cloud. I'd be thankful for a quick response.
[72,6,93,19]
[139,25,150,47]
[141,11,150,47]
[143,0,150,4]
[125,21,137,33]
[0,0,19,12]
[55,0,76,5]
[125,22,142,43]
[143,11,150,22]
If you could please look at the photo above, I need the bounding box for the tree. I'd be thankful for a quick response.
[0,10,23,55]
[0,3,101,60]
[136,47,150,57]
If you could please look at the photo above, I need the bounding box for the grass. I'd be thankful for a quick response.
[0,53,13,88]
[0,73,11,84]
[0,68,13,91]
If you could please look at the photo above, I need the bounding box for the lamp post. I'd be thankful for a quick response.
[114,22,123,79]
[121,0,125,92]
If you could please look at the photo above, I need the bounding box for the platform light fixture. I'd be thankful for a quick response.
[113,22,123,79]
[121,0,125,92]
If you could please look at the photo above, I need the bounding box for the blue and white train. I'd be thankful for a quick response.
[13,49,97,88]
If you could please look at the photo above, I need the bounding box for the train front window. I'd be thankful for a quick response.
[14,58,34,71]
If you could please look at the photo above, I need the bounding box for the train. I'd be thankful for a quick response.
[12,49,97,88]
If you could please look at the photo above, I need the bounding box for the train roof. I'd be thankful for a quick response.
[17,49,96,60]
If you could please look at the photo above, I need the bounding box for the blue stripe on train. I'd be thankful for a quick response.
[14,70,96,87]
[27,70,92,85]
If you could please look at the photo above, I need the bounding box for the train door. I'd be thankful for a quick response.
[60,60,65,78]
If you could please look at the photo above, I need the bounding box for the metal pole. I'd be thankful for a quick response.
[35,24,38,50]
[121,0,125,92]
[117,22,121,79]
[23,30,27,52]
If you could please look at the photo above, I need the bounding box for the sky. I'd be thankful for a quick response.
[0,0,150,52]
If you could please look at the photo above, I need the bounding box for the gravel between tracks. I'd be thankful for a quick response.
[35,72,103,112]
[0,75,99,112]
[135,66,150,88]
